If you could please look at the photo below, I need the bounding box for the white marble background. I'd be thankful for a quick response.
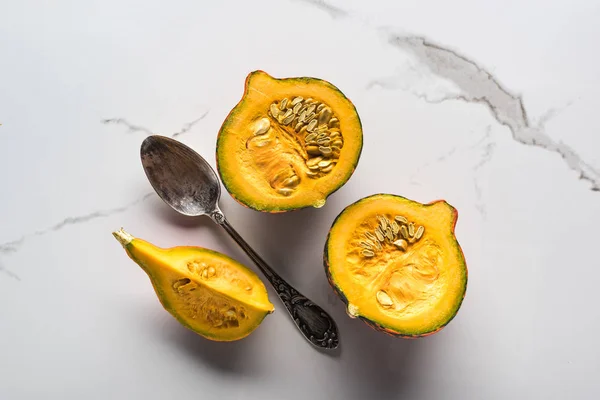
[1,0,599,399]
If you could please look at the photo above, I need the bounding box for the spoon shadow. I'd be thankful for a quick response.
[150,198,247,261]
[227,192,347,281]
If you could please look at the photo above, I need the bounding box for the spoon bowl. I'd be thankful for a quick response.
[140,135,339,350]
[141,135,220,216]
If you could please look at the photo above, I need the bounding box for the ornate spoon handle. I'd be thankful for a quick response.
[210,210,339,349]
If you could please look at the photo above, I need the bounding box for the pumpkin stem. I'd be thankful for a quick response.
[112,228,134,247]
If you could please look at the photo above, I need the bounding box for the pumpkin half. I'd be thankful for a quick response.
[113,229,274,341]
[216,71,363,212]
[324,194,467,337]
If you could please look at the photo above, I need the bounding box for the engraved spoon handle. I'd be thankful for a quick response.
[210,209,339,349]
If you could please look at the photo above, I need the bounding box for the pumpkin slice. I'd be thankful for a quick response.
[113,229,274,341]
[324,194,467,337]
[216,70,363,212]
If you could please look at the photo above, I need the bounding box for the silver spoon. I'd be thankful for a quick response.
[140,135,339,350]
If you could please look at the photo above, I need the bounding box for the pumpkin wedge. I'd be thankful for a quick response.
[216,70,363,212]
[324,194,467,337]
[113,229,274,341]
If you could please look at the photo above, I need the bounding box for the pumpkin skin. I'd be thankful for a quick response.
[216,71,363,212]
[113,229,274,341]
[324,194,467,338]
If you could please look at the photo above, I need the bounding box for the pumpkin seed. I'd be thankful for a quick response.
[279,98,288,110]
[305,98,314,104]
[315,124,328,133]
[282,176,299,187]
[321,164,334,173]
[415,226,424,240]
[377,216,388,230]
[306,104,316,114]
[362,249,375,258]
[298,110,307,123]
[319,146,332,156]
[293,102,302,114]
[308,163,320,170]
[282,114,294,125]
[395,216,408,224]
[375,228,384,242]
[207,266,216,277]
[376,290,393,307]
[318,159,332,168]
[295,122,304,132]
[277,188,294,196]
[329,131,341,139]
[307,156,322,166]
[254,118,270,136]
[270,103,280,118]
[316,103,326,113]
[400,225,409,239]
[291,96,303,106]
[364,238,376,248]
[317,138,331,145]
[307,119,318,132]
[408,223,415,237]
[318,107,332,125]
[173,278,191,290]
[393,239,408,251]
[305,132,317,141]
[385,227,394,241]
[391,221,400,235]
[360,241,373,250]
[329,117,339,128]
[305,112,316,123]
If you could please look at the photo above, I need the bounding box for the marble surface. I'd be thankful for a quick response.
[1,0,599,399]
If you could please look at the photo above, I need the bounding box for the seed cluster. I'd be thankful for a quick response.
[268,96,343,176]
[360,215,425,258]
[171,276,247,329]
[187,259,217,280]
